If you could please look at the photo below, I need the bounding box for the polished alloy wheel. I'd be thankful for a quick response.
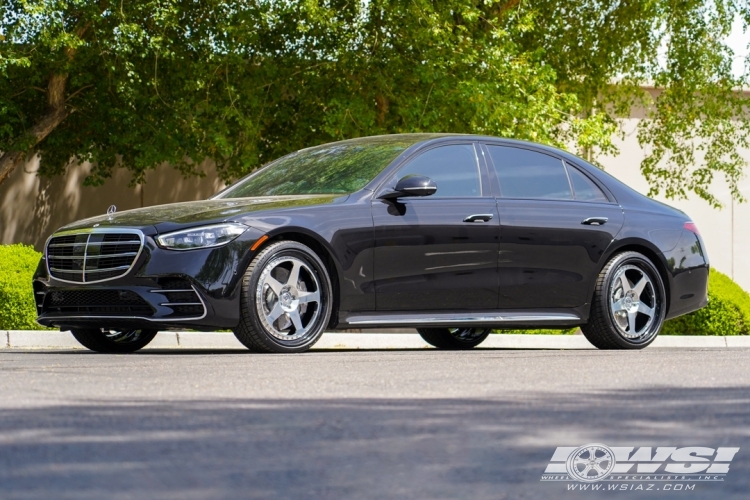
[255,256,322,342]
[581,251,666,350]
[609,264,657,340]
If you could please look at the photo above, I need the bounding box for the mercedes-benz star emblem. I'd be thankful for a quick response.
[107,205,117,215]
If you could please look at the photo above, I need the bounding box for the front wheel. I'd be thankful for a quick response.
[417,327,491,350]
[70,328,158,353]
[582,251,666,349]
[233,241,333,353]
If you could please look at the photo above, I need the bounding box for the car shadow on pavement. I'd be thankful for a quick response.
[0,387,748,500]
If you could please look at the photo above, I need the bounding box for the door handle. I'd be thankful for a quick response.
[463,214,494,223]
[582,217,608,226]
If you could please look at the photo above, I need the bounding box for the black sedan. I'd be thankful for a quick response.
[34,134,709,353]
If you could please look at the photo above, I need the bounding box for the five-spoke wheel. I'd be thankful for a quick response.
[256,255,323,342]
[234,240,332,353]
[582,251,665,349]
[610,264,658,339]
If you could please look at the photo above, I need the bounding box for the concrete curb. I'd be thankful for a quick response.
[2,330,750,350]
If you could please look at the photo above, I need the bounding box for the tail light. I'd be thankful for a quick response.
[684,221,700,235]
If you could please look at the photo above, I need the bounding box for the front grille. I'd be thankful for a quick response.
[46,231,143,283]
[44,290,154,316]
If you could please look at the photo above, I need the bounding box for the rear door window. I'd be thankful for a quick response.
[486,146,572,200]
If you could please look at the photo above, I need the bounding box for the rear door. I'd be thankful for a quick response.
[483,144,624,309]
[372,142,499,311]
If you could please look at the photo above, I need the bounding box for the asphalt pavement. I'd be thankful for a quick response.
[0,347,748,499]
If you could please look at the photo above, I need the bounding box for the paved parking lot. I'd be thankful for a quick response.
[0,348,748,499]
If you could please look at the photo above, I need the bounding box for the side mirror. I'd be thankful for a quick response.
[380,175,437,199]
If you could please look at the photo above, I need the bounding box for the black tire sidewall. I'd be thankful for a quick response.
[244,242,333,351]
[601,252,666,348]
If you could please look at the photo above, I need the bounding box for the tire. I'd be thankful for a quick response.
[70,328,158,353]
[417,327,491,350]
[233,240,333,353]
[582,251,666,350]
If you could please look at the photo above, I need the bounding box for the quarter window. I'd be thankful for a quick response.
[487,146,572,200]
[567,163,608,202]
[393,144,481,197]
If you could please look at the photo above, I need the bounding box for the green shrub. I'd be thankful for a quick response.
[493,328,578,335]
[661,268,750,336]
[0,244,43,330]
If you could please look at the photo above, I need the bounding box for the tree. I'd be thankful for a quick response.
[1,1,749,207]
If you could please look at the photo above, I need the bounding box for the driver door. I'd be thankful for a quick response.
[371,142,499,311]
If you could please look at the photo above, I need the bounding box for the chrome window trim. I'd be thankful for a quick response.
[45,228,145,285]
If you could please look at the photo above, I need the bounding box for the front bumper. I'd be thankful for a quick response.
[34,226,263,331]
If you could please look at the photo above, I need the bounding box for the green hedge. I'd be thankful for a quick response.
[494,328,578,335]
[0,244,43,330]
[662,268,750,336]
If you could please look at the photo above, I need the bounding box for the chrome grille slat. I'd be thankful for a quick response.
[48,252,138,260]
[50,241,141,247]
[46,229,144,284]
[48,265,132,274]
[83,265,133,274]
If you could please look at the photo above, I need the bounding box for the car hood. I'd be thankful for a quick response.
[58,195,345,232]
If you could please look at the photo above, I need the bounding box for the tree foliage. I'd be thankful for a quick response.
[1,1,749,206]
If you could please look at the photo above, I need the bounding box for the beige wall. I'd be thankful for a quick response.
[2,121,749,291]
[0,158,226,251]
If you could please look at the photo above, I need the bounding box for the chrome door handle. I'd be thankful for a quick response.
[463,214,494,223]
[582,217,608,226]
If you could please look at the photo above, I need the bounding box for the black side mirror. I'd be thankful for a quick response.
[380,175,437,199]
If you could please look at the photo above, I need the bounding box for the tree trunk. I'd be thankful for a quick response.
[0,74,71,186]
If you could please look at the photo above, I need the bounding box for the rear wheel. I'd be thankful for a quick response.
[417,327,491,350]
[233,241,333,353]
[70,328,158,353]
[582,251,666,349]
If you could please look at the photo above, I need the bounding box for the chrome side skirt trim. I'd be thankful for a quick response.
[346,312,580,325]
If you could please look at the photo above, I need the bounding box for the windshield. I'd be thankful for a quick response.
[217,135,432,198]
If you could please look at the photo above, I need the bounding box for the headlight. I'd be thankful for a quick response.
[156,223,248,250]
